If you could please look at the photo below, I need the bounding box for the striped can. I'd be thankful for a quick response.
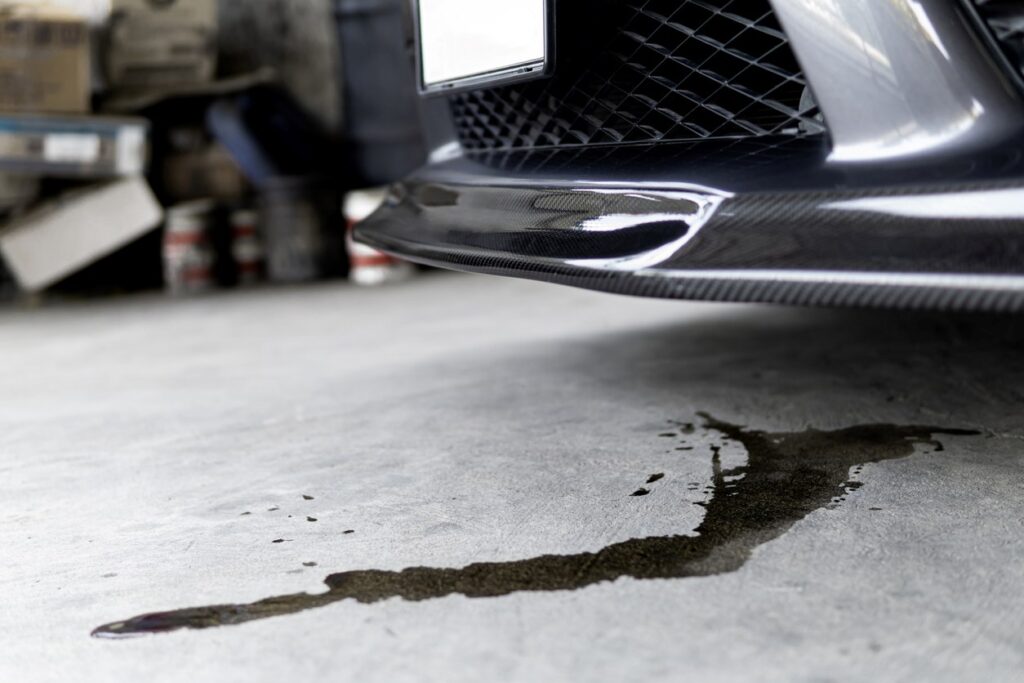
[163,200,215,296]
[344,189,415,286]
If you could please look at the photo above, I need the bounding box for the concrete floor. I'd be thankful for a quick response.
[2,272,1023,682]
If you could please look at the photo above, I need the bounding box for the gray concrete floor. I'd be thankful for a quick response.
[2,272,1023,682]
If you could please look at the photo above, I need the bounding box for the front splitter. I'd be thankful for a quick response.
[356,178,1024,312]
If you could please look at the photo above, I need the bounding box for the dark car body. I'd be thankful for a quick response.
[357,0,1024,311]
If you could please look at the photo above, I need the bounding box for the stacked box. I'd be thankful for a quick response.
[0,177,163,292]
[0,5,91,114]
[107,0,217,90]
[0,114,148,178]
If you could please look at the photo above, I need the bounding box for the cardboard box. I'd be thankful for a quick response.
[0,176,163,291]
[107,0,217,90]
[0,5,91,114]
[0,113,148,177]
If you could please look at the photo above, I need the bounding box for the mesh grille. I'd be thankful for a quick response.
[450,0,823,153]
[972,0,1024,76]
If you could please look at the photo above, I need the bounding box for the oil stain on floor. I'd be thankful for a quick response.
[93,415,976,639]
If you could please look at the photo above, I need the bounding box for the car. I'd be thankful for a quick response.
[356,0,1024,311]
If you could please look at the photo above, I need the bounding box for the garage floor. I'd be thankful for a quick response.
[3,272,1023,682]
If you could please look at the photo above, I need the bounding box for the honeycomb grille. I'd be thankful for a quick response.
[450,0,824,153]
[972,0,1024,76]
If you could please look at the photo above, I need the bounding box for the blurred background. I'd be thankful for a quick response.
[0,0,426,302]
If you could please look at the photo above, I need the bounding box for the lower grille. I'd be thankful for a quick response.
[972,0,1024,77]
[450,0,823,154]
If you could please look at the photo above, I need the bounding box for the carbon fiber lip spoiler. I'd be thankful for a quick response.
[358,176,1024,312]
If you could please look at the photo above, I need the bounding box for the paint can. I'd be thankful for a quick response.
[230,208,264,286]
[163,200,215,296]
[344,188,414,286]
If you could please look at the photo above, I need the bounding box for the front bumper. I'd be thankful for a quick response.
[357,0,1024,311]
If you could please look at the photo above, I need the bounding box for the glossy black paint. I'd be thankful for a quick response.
[356,1,1024,310]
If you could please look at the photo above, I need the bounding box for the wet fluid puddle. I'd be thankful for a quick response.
[93,415,976,638]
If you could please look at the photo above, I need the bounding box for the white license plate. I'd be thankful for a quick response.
[416,0,552,95]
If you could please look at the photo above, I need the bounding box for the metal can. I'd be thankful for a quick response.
[163,200,215,296]
[230,208,264,286]
[344,188,415,286]
[260,178,323,284]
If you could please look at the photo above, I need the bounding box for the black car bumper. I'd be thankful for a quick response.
[357,0,1024,311]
